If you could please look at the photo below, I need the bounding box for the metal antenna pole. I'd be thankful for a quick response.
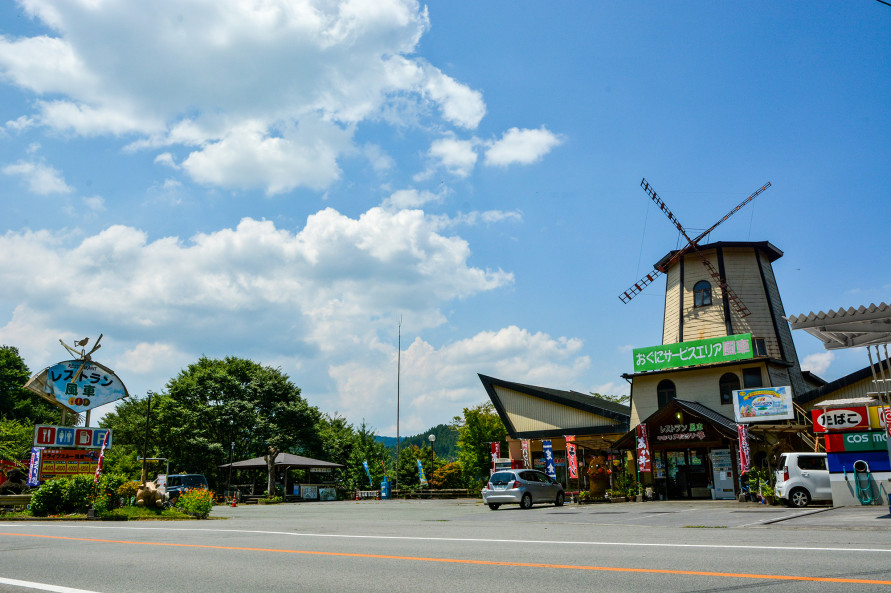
[141,390,153,485]
[395,318,401,493]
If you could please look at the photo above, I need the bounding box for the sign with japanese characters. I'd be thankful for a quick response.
[541,440,557,480]
[812,407,869,433]
[655,421,708,442]
[867,405,890,429]
[33,425,112,449]
[737,424,751,475]
[26,360,128,413]
[636,424,651,472]
[732,385,794,423]
[633,333,753,372]
[39,449,100,479]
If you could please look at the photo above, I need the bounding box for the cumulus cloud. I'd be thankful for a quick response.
[485,126,563,167]
[0,0,488,194]
[330,326,590,434]
[426,136,478,178]
[801,352,834,376]
[2,159,72,195]
[383,188,445,209]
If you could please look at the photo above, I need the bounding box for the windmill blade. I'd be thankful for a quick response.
[689,182,771,245]
[687,244,752,318]
[619,268,663,303]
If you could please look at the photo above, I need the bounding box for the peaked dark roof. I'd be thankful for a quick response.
[478,374,630,438]
[655,240,783,270]
[219,452,343,469]
[674,400,739,434]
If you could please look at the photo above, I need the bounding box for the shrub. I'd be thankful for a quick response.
[96,473,130,510]
[64,474,98,513]
[176,487,214,519]
[117,480,141,504]
[429,462,463,489]
[30,479,68,516]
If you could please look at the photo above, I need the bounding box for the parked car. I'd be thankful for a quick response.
[482,469,564,510]
[162,474,209,503]
[774,452,831,508]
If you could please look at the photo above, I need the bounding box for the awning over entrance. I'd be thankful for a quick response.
[787,302,891,349]
[614,400,739,450]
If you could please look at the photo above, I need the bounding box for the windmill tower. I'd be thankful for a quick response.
[621,179,810,401]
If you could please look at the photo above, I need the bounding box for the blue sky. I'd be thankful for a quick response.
[0,1,888,436]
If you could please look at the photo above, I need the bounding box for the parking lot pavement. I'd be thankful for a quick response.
[214,497,891,531]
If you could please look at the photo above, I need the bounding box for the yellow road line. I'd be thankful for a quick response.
[2,532,890,586]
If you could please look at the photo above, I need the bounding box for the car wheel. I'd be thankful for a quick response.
[520,493,533,509]
[555,492,565,507]
[789,487,810,508]
[488,503,500,510]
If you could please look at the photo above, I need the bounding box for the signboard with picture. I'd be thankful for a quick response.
[633,333,753,373]
[26,359,129,414]
[732,385,794,423]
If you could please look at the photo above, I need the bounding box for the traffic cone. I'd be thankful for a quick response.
[231,495,237,507]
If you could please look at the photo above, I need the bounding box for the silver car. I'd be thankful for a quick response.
[483,469,565,510]
[774,452,831,507]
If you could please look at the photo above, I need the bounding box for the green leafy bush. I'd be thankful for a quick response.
[30,479,68,516]
[176,487,214,519]
[64,474,97,513]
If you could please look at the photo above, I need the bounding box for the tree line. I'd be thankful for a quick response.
[0,345,508,496]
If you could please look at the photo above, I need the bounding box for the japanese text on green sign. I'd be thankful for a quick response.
[633,333,753,372]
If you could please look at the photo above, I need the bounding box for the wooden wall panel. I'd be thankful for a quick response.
[495,386,615,433]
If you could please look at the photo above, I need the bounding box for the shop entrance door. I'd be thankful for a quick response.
[665,448,710,498]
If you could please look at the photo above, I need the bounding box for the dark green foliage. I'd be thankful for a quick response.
[395,444,444,490]
[157,356,321,494]
[30,474,97,516]
[429,462,463,489]
[380,423,459,460]
[0,417,34,464]
[347,421,390,490]
[0,345,59,424]
[454,402,507,490]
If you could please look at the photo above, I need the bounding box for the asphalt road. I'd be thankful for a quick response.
[1,499,890,593]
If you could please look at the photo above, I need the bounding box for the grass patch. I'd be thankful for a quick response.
[101,506,194,521]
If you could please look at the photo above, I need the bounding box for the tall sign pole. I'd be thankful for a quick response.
[141,390,153,485]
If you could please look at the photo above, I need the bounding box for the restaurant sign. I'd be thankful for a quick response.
[633,333,753,372]
[732,385,794,423]
[655,421,708,443]
[25,359,129,414]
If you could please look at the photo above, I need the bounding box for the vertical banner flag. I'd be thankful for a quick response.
[737,424,751,475]
[362,460,373,487]
[521,440,531,469]
[565,435,578,479]
[93,429,110,483]
[636,424,651,472]
[490,442,500,470]
[417,459,428,487]
[542,440,557,480]
[27,447,42,487]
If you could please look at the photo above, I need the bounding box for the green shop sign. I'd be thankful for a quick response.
[633,333,754,372]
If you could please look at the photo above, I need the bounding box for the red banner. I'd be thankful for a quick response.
[567,443,578,479]
[521,440,530,469]
[93,430,110,483]
[490,442,500,470]
[636,424,651,472]
[737,424,751,475]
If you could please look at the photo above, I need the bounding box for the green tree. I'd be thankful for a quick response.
[99,392,167,481]
[396,444,444,490]
[0,417,33,465]
[158,357,321,495]
[317,412,356,490]
[347,421,389,491]
[0,345,59,424]
[454,402,507,490]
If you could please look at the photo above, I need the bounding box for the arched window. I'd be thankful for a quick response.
[719,373,740,405]
[657,380,676,408]
[693,280,712,307]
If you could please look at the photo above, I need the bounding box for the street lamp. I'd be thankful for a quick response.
[428,434,436,456]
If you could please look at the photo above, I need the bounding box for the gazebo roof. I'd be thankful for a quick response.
[219,452,343,470]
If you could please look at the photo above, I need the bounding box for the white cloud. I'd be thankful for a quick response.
[0,0,489,194]
[801,352,835,376]
[154,153,178,169]
[485,126,563,167]
[2,159,72,195]
[383,188,445,209]
[427,136,478,178]
[83,195,106,212]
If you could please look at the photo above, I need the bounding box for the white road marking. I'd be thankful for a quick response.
[0,577,103,593]
[3,523,891,554]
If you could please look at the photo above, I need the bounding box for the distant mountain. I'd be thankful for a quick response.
[375,423,458,460]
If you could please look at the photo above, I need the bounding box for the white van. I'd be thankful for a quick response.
[774,452,831,507]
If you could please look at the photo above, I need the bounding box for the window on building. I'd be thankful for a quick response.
[719,373,740,405]
[657,380,676,408]
[753,338,768,357]
[693,280,712,307]
[742,367,763,389]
